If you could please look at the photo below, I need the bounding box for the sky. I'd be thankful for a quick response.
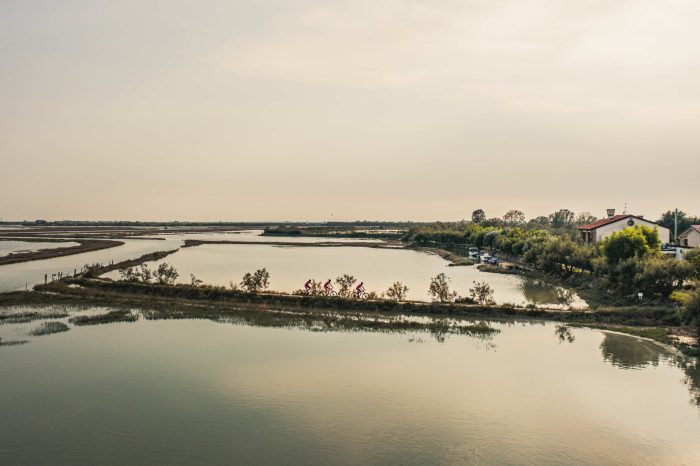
[1,0,698,222]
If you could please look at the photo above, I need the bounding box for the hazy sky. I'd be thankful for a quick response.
[1,0,698,222]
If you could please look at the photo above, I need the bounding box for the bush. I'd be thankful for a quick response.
[385,282,409,301]
[685,248,700,279]
[335,274,357,298]
[118,264,153,283]
[468,281,495,305]
[428,273,457,303]
[154,263,179,285]
[601,226,660,264]
[241,268,270,293]
[682,285,700,333]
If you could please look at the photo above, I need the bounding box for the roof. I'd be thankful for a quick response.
[679,225,700,237]
[578,215,667,231]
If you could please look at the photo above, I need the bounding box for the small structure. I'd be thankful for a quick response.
[578,209,670,245]
[678,225,700,248]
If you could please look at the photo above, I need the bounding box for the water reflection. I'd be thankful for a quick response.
[2,307,700,464]
[521,279,582,309]
[599,332,700,407]
[600,332,665,369]
[555,325,576,343]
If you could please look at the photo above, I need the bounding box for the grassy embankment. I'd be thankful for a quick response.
[1,244,695,354]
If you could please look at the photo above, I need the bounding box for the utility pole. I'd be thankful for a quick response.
[674,208,678,244]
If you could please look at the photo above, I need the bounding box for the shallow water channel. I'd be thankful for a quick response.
[0,307,698,465]
[106,241,586,307]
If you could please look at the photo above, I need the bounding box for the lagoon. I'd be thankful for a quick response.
[0,308,698,465]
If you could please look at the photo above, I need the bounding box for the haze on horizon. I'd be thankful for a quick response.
[1,0,698,223]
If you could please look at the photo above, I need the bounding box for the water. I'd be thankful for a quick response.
[105,242,586,307]
[0,239,173,292]
[1,230,583,306]
[0,309,698,465]
[0,230,379,292]
[0,240,80,256]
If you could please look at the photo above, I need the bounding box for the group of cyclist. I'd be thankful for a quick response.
[304,278,366,298]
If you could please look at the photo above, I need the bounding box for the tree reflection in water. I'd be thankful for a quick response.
[555,325,575,343]
[600,332,700,407]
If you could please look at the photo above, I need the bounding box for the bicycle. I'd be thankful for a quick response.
[354,290,369,300]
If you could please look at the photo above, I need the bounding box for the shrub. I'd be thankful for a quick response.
[118,264,153,283]
[428,273,457,303]
[468,281,495,305]
[241,268,270,293]
[335,274,357,298]
[154,263,179,285]
[682,285,700,333]
[385,282,409,301]
[685,248,700,279]
[601,226,659,264]
[190,274,203,287]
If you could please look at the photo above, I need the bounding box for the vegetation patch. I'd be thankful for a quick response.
[30,321,70,336]
[69,309,138,326]
[0,338,28,346]
[0,239,123,266]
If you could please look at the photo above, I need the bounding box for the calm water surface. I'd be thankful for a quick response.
[0,240,80,256]
[0,309,698,465]
[0,239,171,292]
[107,242,586,307]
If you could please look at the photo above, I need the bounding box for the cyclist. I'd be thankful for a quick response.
[355,281,365,297]
[323,279,333,294]
[304,279,312,292]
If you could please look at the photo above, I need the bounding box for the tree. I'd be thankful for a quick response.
[190,274,203,287]
[154,263,179,285]
[601,227,658,264]
[549,209,575,229]
[138,264,152,283]
[428,273,457,303]
[683,285,700,334]
[471,209,486,224]
[241,268,270,292]
[528,216,551,229]
[632,256,692,298]
[685,248,700,279]
[575,212,598,226]
[335,274,357,298]
[468,281,495,305]
[554,288,575,309]
[118,266,137,282]
[503,210,525,226]
[385,282,409,301]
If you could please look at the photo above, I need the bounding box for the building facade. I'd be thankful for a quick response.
[578,212,671,245]
[678,225,700,248]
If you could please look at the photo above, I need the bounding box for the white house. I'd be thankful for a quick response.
[678,225,700,248]
[578,209,670,245]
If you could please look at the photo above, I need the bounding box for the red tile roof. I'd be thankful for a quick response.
[578,215,631,230]
[578,215,666,231]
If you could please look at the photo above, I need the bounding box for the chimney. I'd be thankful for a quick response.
[606,208,616,218]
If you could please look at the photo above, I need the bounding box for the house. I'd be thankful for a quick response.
[678,225,700,248]
[578,209,670,245]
